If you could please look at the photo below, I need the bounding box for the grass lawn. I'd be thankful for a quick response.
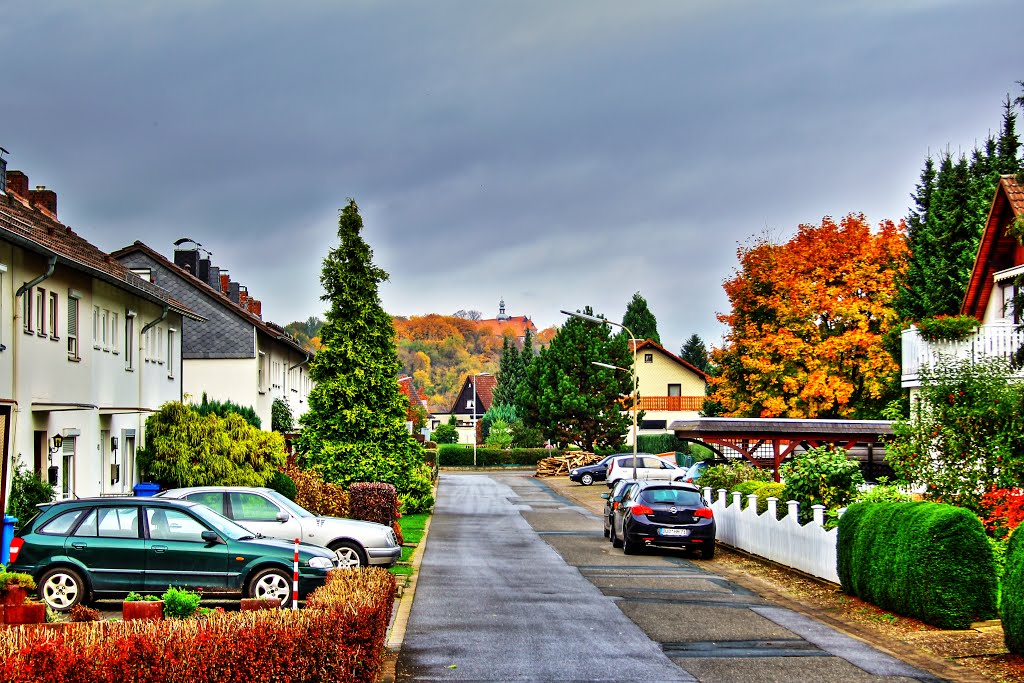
[389,512,431,578]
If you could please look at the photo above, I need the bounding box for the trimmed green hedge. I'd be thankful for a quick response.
[1003,526,1024,653]
[837,501,997,629]
[437,445,559,466]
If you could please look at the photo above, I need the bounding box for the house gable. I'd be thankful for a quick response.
[961,175,1024,321]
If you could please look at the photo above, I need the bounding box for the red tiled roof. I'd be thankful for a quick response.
[468,373,498,412]
[961,176,1024,319]
[110,240,306,355]
[475,315,537,338]
[632,338,709,380]
[0,187,200,320]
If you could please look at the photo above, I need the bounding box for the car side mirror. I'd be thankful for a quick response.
[276,511,290,523]
[600,493,609,499]
[201,530,223,545]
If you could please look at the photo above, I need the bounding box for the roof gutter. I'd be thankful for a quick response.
[16,254,57,298]
[288,351,312,372]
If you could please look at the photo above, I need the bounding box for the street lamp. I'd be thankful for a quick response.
[559,310,639,481]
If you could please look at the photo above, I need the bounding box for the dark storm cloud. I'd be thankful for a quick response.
[1,1,1020,351]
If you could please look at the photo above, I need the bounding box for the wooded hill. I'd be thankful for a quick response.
[286,314,556,411]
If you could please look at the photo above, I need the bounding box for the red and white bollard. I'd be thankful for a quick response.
[293,537,299,610]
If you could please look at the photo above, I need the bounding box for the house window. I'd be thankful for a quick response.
[258,351,266,391]
[23,287,33,334]
[167,328,175,378]
[156,325,164,364]
[61,437,76,500]
[93,306,100,349]
[67,293,80,360]
[110,312,119,354]
[36,288,46,336]
[668,384,681,397]
[125,313,135,371]
[101,309,109,351]
[644,353,653,363]
[1002,282,1020,323]
[48,291,58,340]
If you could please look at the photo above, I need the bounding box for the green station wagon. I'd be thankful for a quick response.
[7,497,337,611]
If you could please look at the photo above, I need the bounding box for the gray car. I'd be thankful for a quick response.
[156,487,401,569]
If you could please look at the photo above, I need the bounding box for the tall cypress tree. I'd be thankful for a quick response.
[492,336,521,407]
[297,200,434,512]
[679,334,711,374]
[621,291,660,343]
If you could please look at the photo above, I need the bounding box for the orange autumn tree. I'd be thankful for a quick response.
[709,214,908,418]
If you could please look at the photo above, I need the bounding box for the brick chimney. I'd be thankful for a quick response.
[29,186,57,218]
[220,273,231,295]
[6,170,29,199]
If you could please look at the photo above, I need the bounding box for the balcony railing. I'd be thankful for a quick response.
[901,322,1024,388]
[634,396,704,411]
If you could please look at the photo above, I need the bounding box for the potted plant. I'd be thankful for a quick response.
[0,570,37,606]
[3,599,46,625]
[122,591,164,621]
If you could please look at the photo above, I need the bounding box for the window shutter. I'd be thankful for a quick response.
[68,299,78,336]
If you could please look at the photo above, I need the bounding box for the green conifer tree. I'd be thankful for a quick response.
[679,334,711,374]
[297,200,434,512]
[492,336,521,407]
[621,291,660,344]
[894,156,937,321]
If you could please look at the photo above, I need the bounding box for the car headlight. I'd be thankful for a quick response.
[571,469,578,475]
[308,556,334,569]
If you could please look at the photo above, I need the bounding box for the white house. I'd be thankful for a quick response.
[630,339,708,445]
[902,175,1024,395]
[1,168,200,507]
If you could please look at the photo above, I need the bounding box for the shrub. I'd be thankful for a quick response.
[284,466,350,518]
[733,480,763,507]
[979,487,1024,540]
[125,592,161,602]
[193,392,261,429]
[699,460,771,494]
[271,397,294,433]
[485,420,513,449]
[162,586,202,619]
[510,421,545,448]
[1004,526,1024,653]
[853,481,912,505]
[752,482,787,517]
[432,423,458,444]
[69,604,100,622]
[781,446,863,523]
[5,457,54,527]
[480,405,518,442]
[437,445,557,466]
[269,471,298,501]
[348,482,399,528]
[0,568,396,683]
[914,314,981,342]
[838,501,997,629]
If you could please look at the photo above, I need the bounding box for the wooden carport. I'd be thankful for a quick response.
[669,417,894,482]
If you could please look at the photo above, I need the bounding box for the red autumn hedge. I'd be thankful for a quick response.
[0,568,396,683]
[349,482,399,528]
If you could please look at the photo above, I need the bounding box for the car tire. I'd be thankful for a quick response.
[248,567,293,607]
[329,540,368,569]
[611,525,623,548]
[581,473,594,486]
[700,543,716,560]
[603,519,610,538]
[38,567,86,612]
[622,531,639,555]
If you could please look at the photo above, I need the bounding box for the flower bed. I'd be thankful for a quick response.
[0,568,396,682]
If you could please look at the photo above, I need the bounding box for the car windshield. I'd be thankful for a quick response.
[641,488,703,506]
[263,490,316,518]
[186,503,263,540]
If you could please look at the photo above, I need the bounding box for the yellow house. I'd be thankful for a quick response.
[630,339,707,440]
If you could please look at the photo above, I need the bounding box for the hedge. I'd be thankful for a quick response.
[349,482,399,528]
[0,568,396,683]
[437,445,558,466]
[1004,525,1024,653]
[837,501,997,629]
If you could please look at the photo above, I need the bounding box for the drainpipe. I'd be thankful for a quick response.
[287,351,312,411]
[140,305,169,337]
[15,254,57,298]
[138,305,170,484]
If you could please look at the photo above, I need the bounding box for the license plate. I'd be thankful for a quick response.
[658,528,690,537]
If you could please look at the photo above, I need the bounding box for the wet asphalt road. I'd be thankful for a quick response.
[396,473,944,683]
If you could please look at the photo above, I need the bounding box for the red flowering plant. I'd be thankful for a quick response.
[980,488,1024,540]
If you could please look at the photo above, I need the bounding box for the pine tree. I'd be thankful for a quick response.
[894,156,937,321]
[621,291,660,344]
[492,336,521,407]
[516,307,632,449]
[297,200,434,512]
[679,334,711,374]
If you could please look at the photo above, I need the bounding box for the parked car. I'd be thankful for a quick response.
[609,481,716,558]
[678,458,731,484]
[570,453,638,486]
[156,486,401,569]
[605,454,685,487]
[600,479,638,538]
[7,497,337,611]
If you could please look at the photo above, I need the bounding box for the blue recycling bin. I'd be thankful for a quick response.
[133,482,161,497]
[2,515,17,565]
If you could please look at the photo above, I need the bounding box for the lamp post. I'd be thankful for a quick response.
[472,373,478,467]
[559,310,639,481]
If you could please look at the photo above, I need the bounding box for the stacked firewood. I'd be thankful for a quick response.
[535,452,603,477]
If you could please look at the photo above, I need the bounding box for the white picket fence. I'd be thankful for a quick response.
[705,487,841,584]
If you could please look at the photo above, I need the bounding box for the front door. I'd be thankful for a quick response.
[65,506,147,593]
[143,506,229,593]
[226,491,303,543]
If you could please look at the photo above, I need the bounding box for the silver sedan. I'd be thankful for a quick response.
[156,486,401,569]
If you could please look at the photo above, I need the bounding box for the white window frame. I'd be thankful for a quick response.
[167,328,176,378]
[111,312,119,355]
[67,291,81,361]
[93,305,101,349]
[258,351,266,392]
[125,311,135,371]
[36,288,46,337]
[23,286,33,334]
[48,291,59,341]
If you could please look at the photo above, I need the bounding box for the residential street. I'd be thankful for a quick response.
[396,473,944,683]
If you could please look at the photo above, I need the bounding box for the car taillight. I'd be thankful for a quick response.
[613,501,620,510]
[632,504,654,516]
[694,507,713,519]
[8,537,24,564]
[685,477,693,483]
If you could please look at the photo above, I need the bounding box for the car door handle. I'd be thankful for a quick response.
[152,545,168,553]
[71,542,87,550]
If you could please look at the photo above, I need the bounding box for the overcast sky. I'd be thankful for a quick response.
[2,1,1021,352]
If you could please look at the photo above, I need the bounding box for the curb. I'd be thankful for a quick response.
[377,511,434,683]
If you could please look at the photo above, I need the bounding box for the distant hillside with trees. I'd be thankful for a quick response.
[286,312,556,411]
